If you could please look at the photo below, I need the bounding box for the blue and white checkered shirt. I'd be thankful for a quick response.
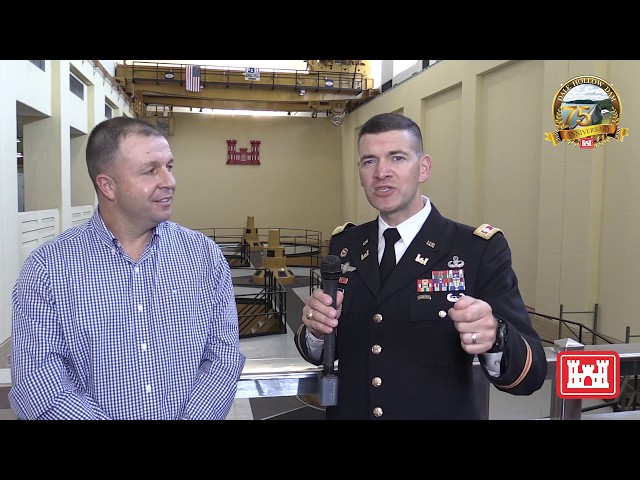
[9,209,245,419]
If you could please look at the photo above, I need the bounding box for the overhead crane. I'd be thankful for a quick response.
[115,60,380,125]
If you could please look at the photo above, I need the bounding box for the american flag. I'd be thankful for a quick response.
[185,64,201,92]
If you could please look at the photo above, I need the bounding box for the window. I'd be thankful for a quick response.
[105,97,118,119]
[29,60,45,71]
[69,73,84,99]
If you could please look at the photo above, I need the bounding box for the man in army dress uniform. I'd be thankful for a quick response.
[295,113,547,420]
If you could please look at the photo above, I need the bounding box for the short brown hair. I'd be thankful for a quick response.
[86,116,166,187]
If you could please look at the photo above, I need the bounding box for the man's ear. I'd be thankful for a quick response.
[96,174,116,199]
[419,154,432,183]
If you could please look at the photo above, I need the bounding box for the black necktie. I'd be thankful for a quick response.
[380,228,401,285]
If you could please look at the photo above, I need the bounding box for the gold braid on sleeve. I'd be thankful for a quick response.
[498,337,532,389]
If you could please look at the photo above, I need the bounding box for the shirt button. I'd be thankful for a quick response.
[145,384,152,393]
[138,304,144,312]
[141,343,147,351]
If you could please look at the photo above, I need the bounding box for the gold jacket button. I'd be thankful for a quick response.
[372,377,382,387]
[373,407,383,417]
[373,313,383,323]
[371,344,382,354]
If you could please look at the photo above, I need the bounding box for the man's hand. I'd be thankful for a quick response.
[301,288,343,338]
[448,294,498,354]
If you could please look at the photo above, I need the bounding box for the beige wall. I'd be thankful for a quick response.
[343,60,639,342]
[0,60,132,348]
[2,59,640,350]
[165,112,342,239]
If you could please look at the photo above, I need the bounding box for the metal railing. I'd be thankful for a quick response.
[559,303,599,335]
[626,326,640,343]
[2,341,639,419]
[529,310,619,346]
[195,227,322,263]
[234,268,287,338]
[124,61,370,95]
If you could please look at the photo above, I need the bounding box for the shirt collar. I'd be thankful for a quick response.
[378,195,432,245]
[91,206,164,249]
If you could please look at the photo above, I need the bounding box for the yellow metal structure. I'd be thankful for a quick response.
[252,229,296,285]
[243,216,263,252]
[115,60,379,118]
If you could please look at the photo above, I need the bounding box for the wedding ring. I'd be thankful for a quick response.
[471,333,477,345]
[306,309,314,320]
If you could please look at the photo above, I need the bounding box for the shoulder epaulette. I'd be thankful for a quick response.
[473,223,502,240]
[332,222,356,236]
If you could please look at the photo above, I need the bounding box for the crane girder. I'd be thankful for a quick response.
[115,61,379,115]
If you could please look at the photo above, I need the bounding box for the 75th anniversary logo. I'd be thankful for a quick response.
[544,75,629,148]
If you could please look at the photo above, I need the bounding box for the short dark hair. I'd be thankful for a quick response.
[86,116,166,187]
[358,112,424,155]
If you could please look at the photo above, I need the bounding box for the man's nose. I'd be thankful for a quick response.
[374,159,392,177]
[161,168,176,187]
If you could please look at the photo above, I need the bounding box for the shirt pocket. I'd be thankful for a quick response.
[155,281,207,341]
[407,292,467,367]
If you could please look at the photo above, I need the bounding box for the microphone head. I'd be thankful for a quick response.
[321,254,342,276]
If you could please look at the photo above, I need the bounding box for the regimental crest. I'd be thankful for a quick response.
[473,224,502,240]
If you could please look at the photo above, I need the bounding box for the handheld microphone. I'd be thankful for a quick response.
[317,254,341,406]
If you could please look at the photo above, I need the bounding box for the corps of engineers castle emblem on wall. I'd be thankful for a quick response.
[544,75,629,148]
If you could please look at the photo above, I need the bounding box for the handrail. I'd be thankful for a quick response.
[626,326,640,343]
[123,60,369,94]
[560,303,598,333]
[195,227,322,255]
[233,267,287,338]
[529,310,619,345]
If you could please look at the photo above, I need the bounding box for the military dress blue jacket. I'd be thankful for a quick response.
[295,204,547,420]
